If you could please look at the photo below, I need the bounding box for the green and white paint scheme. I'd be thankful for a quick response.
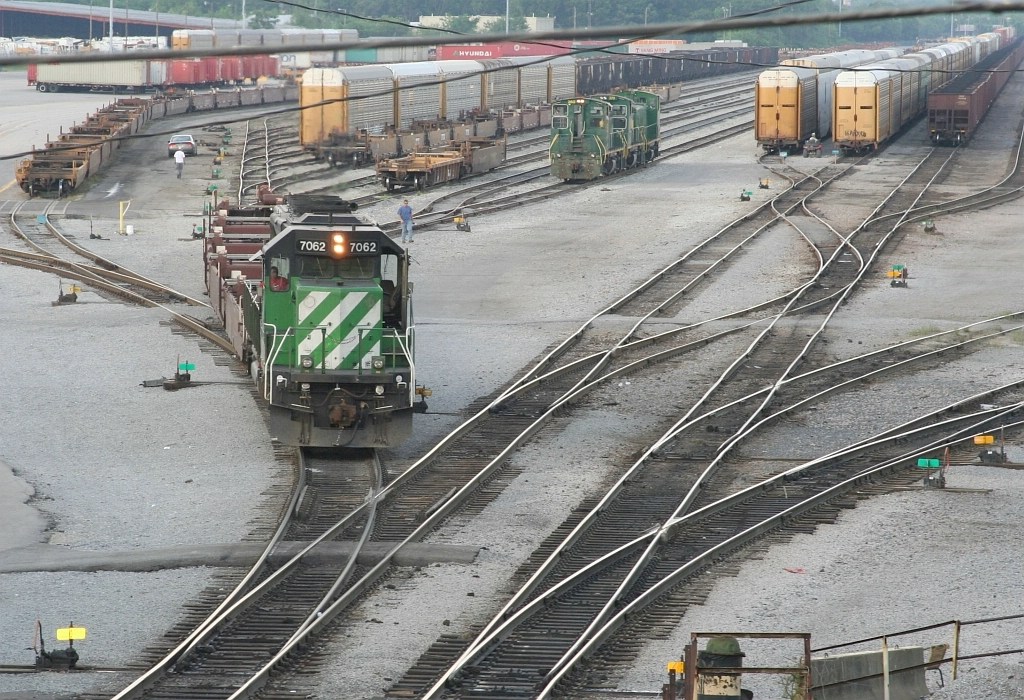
[254,217,416,448]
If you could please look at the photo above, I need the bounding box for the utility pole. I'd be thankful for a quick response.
[108,0,113,49]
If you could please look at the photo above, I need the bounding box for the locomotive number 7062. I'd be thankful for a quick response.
[298,240,327,252]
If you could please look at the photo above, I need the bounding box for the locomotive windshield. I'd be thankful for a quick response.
[294,255,378,279]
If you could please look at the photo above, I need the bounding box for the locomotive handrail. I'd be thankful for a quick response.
[262,322,292,402]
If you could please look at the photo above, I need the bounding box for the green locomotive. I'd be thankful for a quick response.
[212,195,422,448]
[549,89,661,181]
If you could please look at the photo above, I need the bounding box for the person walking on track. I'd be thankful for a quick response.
[174,149,186,179]
[398,199,414,243]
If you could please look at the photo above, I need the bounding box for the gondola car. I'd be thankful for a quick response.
[16,85,296,196]
[209,195,421,448]
[927,34,1023,145]
[549,89,660,181]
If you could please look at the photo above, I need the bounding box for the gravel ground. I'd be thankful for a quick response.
[1,72,1023,700]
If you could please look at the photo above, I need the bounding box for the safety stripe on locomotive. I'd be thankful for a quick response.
[297,290,382,370]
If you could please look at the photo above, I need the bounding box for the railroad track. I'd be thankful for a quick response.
[284,73,760,204]
[69,74,1024,700]
[2,199,209,307]
[371,142,1024,696]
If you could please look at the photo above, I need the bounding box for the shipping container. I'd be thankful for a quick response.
[34,59,168,92]
[437,42,573,60]
[625,39,688,54]
[345,47,378,63]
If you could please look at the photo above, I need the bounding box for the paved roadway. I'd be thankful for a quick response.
[0,70,125,198]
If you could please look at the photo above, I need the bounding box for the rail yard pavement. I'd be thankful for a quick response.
[2,82,1022,700]
[0,96,279,698]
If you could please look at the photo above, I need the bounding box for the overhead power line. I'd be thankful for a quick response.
[4,0,1023,67]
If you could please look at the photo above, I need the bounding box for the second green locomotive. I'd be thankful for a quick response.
[549,89,661,181]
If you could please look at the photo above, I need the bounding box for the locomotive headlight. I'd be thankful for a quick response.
[300,355,314,369]
[330,232,346,257]
[375,385,385,396]
[395,374,404,384]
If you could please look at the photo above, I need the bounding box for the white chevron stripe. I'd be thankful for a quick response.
[298,290,330,326]
[324,299,381,369]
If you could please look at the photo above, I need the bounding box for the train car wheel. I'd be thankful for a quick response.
[36,83,46,92]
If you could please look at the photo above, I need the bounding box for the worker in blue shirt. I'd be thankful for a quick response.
[398,199,414,243]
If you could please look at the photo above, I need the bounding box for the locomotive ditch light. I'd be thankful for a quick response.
[375,385,385,396]
[300,355,314,369]
[371,356,385,372]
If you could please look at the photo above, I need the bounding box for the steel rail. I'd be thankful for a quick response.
[416,148,966,693]
[422,316,1024,694]
[109,450,310,699]
[538,405,1024,697]
[6,200,209,306]
[427,392,1024,698]
[534,147,966,690]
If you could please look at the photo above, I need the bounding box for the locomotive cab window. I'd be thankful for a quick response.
[553,104,568,116]
[295,255,377,280]
[268,257,290,292]
[552,116,568,129]
[380,253,403,323]
[612,117,627,130]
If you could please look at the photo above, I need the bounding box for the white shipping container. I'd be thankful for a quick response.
[36,59,167,87]
[628,40,687,54]
[376,45,430,63]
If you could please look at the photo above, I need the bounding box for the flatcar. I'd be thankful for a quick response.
[927,34,1023,145]
[755,48,903,154]
[299,47,778,161]
[206,194,421,448]
[15,85,296,196]
[833,34,999,153]
[299,56,576,147]
[376,136,507,191]
[549,89,660,181]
